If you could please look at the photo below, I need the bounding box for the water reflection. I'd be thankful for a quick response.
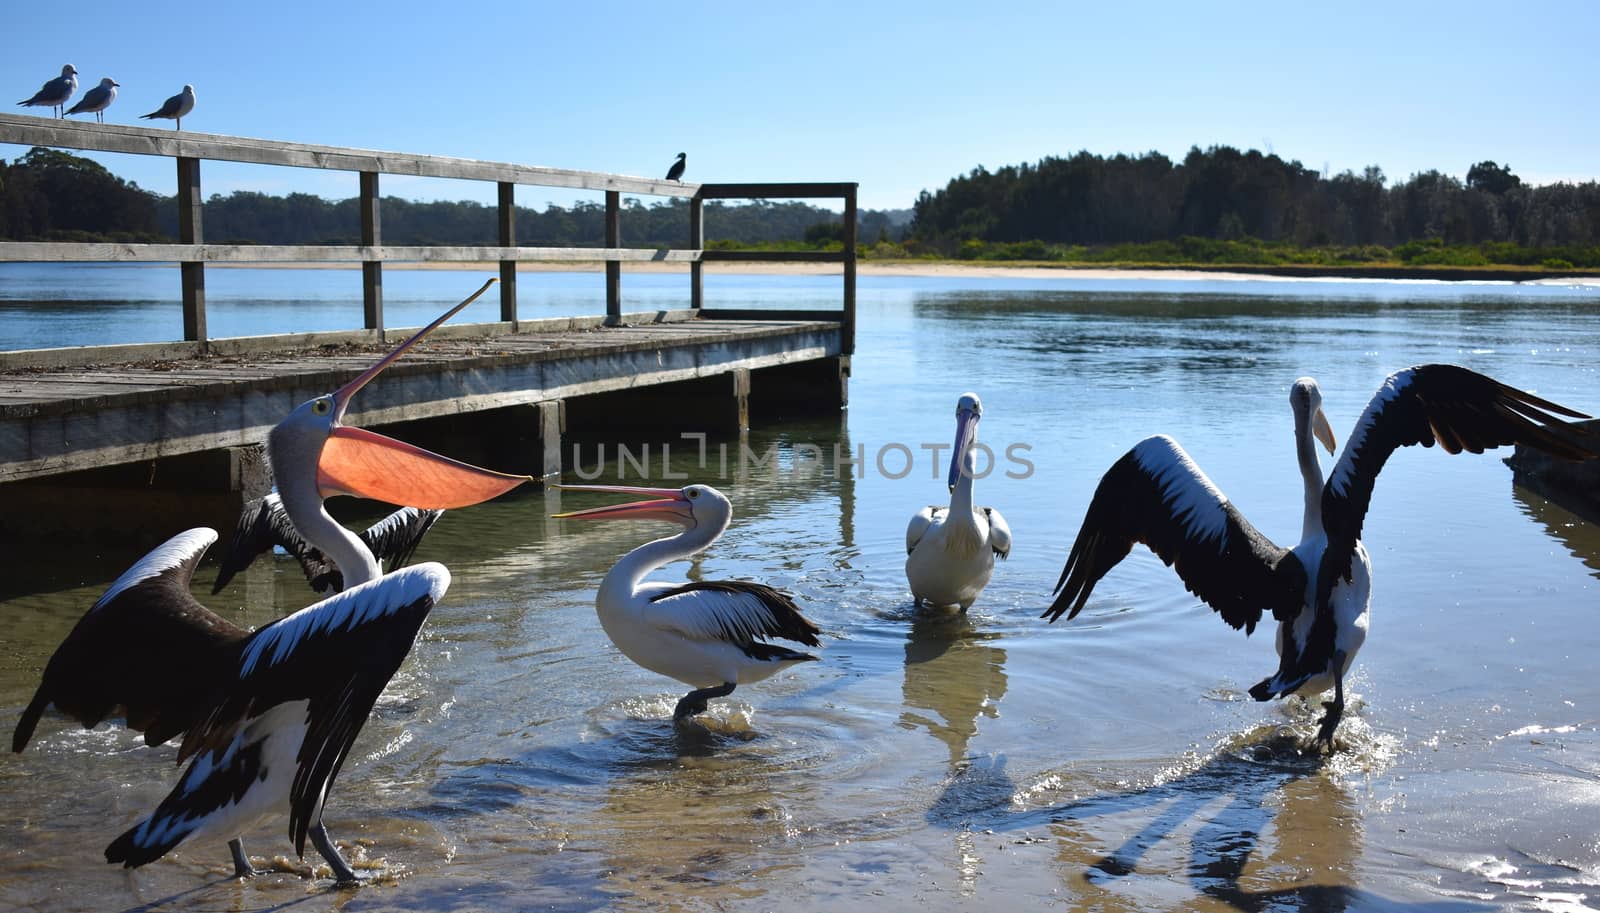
[900,611,1008,769]
[1509,484,1600,577]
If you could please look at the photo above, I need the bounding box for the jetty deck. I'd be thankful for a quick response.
[0,311,844,486]
[0,115,856,543]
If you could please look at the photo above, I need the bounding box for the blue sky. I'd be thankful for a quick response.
[5,0,1597,212]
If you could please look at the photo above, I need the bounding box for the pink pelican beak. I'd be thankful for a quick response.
[550,484,695,525]
[314,278,532,508]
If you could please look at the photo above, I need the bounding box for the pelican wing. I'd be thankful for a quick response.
[906,506,944,555]
[1045,435,1306,633]
[212,492,442,594]
[1319,364,1596,603]
[647,580,822,653]
[180,564,447,856]
[12,529,248,754]
[983,507,1012,559]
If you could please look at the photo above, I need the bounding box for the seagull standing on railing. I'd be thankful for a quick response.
[18,64,77,117]
[66,78,119,123]
[141,84,195,130]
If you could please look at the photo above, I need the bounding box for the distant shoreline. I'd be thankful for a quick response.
[203,259,1600,284]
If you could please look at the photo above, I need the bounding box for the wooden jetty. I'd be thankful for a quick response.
[0,114,855,544]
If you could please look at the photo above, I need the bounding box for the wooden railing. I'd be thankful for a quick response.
[0,113,856,355]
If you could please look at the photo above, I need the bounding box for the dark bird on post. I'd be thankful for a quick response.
[18,64,78,117]
[665,152,686,182]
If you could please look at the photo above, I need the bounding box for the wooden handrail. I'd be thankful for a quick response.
[0,113,857,356]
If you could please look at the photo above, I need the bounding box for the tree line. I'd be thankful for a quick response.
[909,146,1600,253]
[0,147,908,247]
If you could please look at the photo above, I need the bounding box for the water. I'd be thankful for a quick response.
[2,266,1599,911]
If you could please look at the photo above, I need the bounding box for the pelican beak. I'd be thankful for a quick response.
[1312,406,1337,455]
[317,427,529,508]
[551,484,695,525]
[330,278,496,422]
[315,278,531,508]
[948,408,979,492]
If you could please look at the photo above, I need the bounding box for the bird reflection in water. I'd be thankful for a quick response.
[900,610,1008,770]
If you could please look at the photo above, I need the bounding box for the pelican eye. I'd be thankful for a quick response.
[686,488,699,499]
[312,398,332,416]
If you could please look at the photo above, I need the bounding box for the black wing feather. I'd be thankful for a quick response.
[213,493,443,595]
[650,579,823,649]
[13,529,247,754]
[1045,435,1306,634]
[182,570,441,855]
[1319,364,1597,606]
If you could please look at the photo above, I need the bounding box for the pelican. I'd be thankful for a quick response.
[141,84,195,130]
[553,483,821,722]
[906,393,1012,609]
[664,152,686,182]
[211,491,442,595]
[12,280,528,882]
[66,77,118,122]
[18,64,77,117]
[1044,364,1596,748]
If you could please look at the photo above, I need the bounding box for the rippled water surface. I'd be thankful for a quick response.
[2,267,1599,911]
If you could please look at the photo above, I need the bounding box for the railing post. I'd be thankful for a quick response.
[360,171,383,332]
[689,193,705,311]
[841,185,857,356]
[498,181,518,325]
[176,157,206,343]
[605,189,621,324]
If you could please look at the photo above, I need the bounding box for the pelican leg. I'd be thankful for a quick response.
[673,682,736,722]
[309,822,362,886]
[228,838,256,879]
[1315,653,1348,751]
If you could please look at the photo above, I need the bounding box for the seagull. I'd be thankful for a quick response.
[141,84,195,130]
[12,280,528,882]
[906,393,1011,609]
[553,483,821,723]
[18,64,77,118]
[66,78,119,123]
[665,152,686,182]
[1044,364,1597,749]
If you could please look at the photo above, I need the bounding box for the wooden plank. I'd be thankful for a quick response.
[689,196,705,310]
[700,250,847,263]
[177,157,206,342]
[698,182,857,200]
[605,190,621,322]
[0,242,706,263]
[498,181,518,323]
[842,185,858,356]
[0,113,701,197]
[360,171,383,331]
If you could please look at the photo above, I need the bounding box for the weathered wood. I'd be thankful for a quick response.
[605,190,622,323]
[176,157,206,342]
[842,185,858,356]
[0,112,701,197]
[0,242,707,263]
[498,181,518,323]
[0,309,705,372]
[689,195,705,310]
[0,320,842,483]
[697,182,858,200]
[360,171,383,331]
[700,250,848,263]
